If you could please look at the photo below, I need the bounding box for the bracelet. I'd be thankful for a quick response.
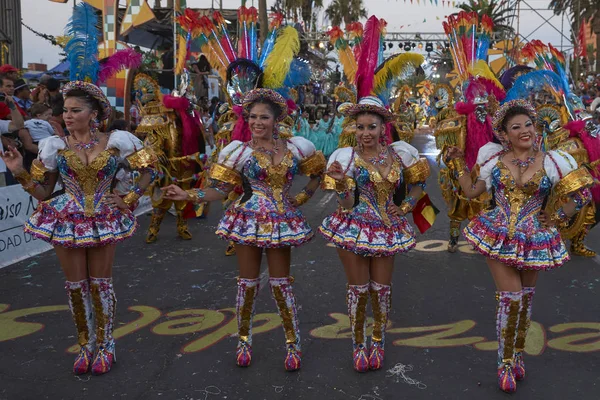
[123,192,141,207]
[14,170,37,193]
[550,208,569,227]
[295,191,311,206]
[7,102,16,110]
[337,190,351,201]
[447,157,469,179]
[186,189,206,204]
[131,185,145,197]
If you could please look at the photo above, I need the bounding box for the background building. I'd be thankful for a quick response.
[0,0,23,68]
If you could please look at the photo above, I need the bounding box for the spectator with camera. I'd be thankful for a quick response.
[0,93,25,186]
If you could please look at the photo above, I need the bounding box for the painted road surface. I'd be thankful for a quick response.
[1,131,599,400]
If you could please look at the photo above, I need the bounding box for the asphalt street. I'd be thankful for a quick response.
[1,131,599,400]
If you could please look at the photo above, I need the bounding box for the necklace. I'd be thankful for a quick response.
[363,146,389,166]
[510,154,536,169]
[251,138,279,157]
[72,134,99,151]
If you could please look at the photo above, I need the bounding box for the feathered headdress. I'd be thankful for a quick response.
[65,3,142,85]
[443,12,504,99]
[355,16,423,107]
[345,16,423,131]
[327,26,358,83]
[199,8,307,106]
[65,2,100,82]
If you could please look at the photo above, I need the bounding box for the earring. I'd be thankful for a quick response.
[90,119,100,134]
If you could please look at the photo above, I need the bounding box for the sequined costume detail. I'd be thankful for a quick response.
[24,132,151,248]
[90,277,117,375]
[269,276,302,371]
[320,142,425,257]
[235,277,260,367]
[347,284,370,372]
[368,281,391,370]
[65,279,96,374]
[496,291,521,393]
[514,286,535,381]
[213,137,321,248]
[464,143,587,270]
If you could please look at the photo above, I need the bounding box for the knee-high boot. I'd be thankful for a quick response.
[90,277,117,375]
[269,276,301,371]
[496,291,521,393]
[235,277,260,367]
[347,284,369,372]
[65,279,96,374]
[368,281,391,370]
[514,287,535,381]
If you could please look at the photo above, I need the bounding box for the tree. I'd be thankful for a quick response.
[259,0,268,44]
[549,0,600,74]
[456,0,516,36]
[276,0,323,31]
[325,0,368,27]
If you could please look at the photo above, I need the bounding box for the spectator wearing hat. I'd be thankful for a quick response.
[0,64,18,81]
[13,79,33,113]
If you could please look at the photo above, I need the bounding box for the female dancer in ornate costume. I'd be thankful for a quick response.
[0,81,156,375]
[162,89,325,371]
[445,100,593,393]
[319,15,428,373]
[0,3,154,376]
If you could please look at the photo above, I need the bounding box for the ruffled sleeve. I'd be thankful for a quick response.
[390,141,420,167]
[545,150,578,185]
[327,147,355,176]
[288,136,326,176]
[391,141,430,184]
[108,130,158,171]
[107,130,144,161]
[217,140,252,171]
[322,147,356,191]
[210,140,250,186]
[37,136,66,171]
[476,142,503,191]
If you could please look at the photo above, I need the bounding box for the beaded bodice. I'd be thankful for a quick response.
[242,149,299,213]
[352,151,403,226]
[56,148,120,216]
[491,161,552,238]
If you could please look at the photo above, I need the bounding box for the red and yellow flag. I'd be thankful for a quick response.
[412,192,438,234]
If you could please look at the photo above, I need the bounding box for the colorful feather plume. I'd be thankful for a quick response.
[258,13,283,68]
[237,7,258,61]
[97,48,142,84]
[372,53,424,104]
[355,16,384,99]
[472,60,503,91]
[476,14,493,61]
[213,11,237,64]
[64,2,100,82]
[346,22,364,61]
[504,70,564,103]
[327,26,358,82]
[283,58,311,88]
[499,65,533,91]
[263,26,300,89]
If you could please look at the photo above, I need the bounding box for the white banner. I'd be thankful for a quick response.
[0,185,152,269]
